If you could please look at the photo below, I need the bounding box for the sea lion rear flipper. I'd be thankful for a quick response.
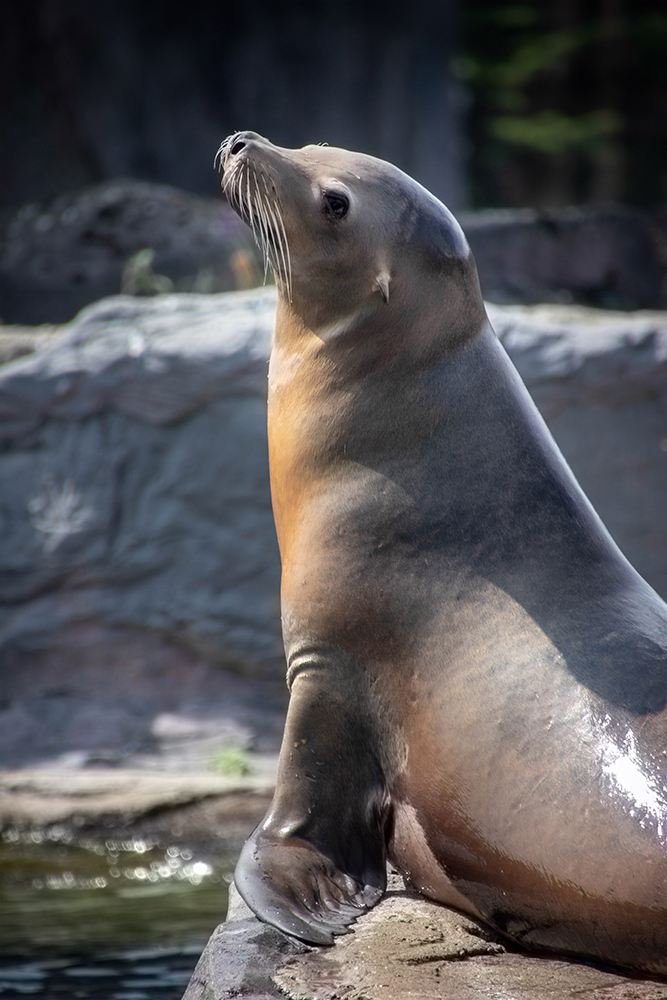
[234,656,389,944]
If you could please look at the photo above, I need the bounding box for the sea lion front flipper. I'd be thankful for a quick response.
[235,833,383,945]
[234,655,389,944]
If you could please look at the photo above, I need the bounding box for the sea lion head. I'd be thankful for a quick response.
[217,131,484,345]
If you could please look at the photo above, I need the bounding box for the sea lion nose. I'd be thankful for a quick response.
[229,131,264,155]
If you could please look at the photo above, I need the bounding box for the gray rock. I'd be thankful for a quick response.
[0,767,276,833]
[0,288,284,766]
[0,325,57,364]
[461,206,667,310]
[0,180,259,325]
[183,884,310,1000]
[186,875,667,1000]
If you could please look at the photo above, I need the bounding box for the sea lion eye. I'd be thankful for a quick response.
[322,192,349,220]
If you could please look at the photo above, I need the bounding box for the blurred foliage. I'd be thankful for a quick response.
[460,1,667,207]
[209,746,253,778]
[490,108,621,156]
[120,248,174,296]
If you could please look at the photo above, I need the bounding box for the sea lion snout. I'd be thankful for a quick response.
[217,130,267,164]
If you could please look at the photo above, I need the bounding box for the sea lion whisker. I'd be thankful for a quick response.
[277,208,292,303]
[251,169,270,264]
[220,151,236,191]
[253,189,269,273]
[236,169,245,222]
[265,192,291,300]
[257,171,288,293]
[246,169,259,246]
[257,173,289,293]
[272,201,293,302]
[222,164,238,207]
[218,147,284,287]
[257,188,272,282]
[261,194,284,288]
[215,132,239,170]
[265,197,291,301]
[246,167,266,269]
[254,185,272,282]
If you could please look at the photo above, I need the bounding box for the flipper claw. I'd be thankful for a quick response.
[235,833,385,945]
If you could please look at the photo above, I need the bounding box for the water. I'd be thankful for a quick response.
[0,829,237,999]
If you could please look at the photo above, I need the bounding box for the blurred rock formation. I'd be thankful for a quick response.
[463,205,667,310]
[0,180,257,325]
[0,288,283,766]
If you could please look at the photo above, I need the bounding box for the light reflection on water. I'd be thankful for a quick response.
[0,828,236,999]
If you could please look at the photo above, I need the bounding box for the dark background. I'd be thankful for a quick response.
[465,0,667,208]
[1,0,665,215]
[0,0,463,209]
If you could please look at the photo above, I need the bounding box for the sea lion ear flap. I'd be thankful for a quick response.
[374,271,391,304]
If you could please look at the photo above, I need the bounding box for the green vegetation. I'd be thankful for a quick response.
[120,248,174,296]
[209,746,253,778]
[462,1,667,207]
[491,108,621,156]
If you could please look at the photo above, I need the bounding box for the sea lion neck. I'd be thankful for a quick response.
[271,251,487,381]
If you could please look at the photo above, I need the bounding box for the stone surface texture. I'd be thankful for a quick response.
[0,287,285,767]
[183,883,313,1000]
[0,766,276,845]
[1,289,666,777]
[185,876,667,1000]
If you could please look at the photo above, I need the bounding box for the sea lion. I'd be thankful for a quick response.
[217,131,667,974]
